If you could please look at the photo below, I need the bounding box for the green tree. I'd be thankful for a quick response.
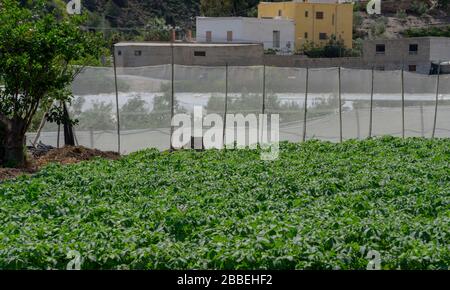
[0,0,103,166]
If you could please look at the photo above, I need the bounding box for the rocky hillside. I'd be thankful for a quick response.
[354,0,450,39]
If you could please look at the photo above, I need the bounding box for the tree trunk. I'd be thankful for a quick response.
[63,102,75,146]
[0,116,27,167]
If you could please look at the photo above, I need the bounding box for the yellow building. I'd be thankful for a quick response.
[258,1,354,50]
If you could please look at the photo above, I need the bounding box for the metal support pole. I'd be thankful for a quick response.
[302,67,309,142]
[420,104,424,137]
[355,107,361,139]
[338,67,343,143]
[261,65,267,145]
[401,67,405,138]
[170,43,175,151]
[369,66,374,138]
[432,62,441,139]
[112,45,121,154]
[223,63,228,149]
[262,65,266,115]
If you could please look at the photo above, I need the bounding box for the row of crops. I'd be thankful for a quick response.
[0,137,449,269]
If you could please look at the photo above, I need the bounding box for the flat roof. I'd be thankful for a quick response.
[115,42,263,47]
[196,16,294,23]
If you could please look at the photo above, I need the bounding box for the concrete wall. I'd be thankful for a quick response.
[258,1,354,50]
[362,37,450,74]
[429,38,450,63]
[196,17,295,52]
[114,43,264,67]
[264,55,366,68]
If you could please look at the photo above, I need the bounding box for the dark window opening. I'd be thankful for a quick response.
[227,31,233,42]
[376,44,385,54]
[316,11,324,19]
[305,11,309,18]
[194,51,206,57]
[408,65,417,72]
[117,50,122,56]
[409,44,418,55]
[278,10,282,17]
[273,30,281,48]
[319,33,327,40]
[304,32,308,39]
[134,50,142,56]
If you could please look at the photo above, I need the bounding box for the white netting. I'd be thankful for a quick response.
[372,70,403,137]
[225,66,264,147]
[27,66,118,151]
[27,65,450,153]
[341,68,372,140]
[116,65,172,153]
[435,74,450,138]
[174,65,226,148]
[305,67,340,142]
[265,67,307,143]
[403,71,437,138]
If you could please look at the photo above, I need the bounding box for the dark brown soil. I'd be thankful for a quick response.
[0,146,120,181]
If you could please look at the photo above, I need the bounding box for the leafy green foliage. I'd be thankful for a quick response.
[404,25,450,38]
[301,36,357,58]
[0,137,449,269]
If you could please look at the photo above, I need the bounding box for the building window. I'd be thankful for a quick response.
[409,44,418,55]
[305,11,309,18]
[227,31,233,42]
[304,32,308,39]
[376,44,385,54]
[134,50,142,56]
[319,33,327,40]
[194,51,206,57]
[316,11,324,19]
[278,10,282,17]
[332,14,335,25]
[117,50,122,56]
[408,65,417,72]
[376,66,385,71]
[273,30,280,48]
[206,31,212,42]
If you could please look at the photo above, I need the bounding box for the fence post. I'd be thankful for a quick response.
[262,64,266,115]
[355,107,361,139]
[432,62,441,139]
[170,43,175,151]
[223,63,228,149]
[420,104,424,137]
[89,127,94,148]
[112,45,121,154]
[401,66,405,138]
[369,66,374,138]
[338,67,343,143]
[302,67,309,142]
[262,65,267,145]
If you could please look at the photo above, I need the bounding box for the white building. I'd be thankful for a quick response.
[196,17,296,54]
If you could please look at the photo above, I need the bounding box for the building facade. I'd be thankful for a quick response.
[196,17,296,54]
[114,42,264,67]
[362,37,450,74]
[258,0,354,50]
